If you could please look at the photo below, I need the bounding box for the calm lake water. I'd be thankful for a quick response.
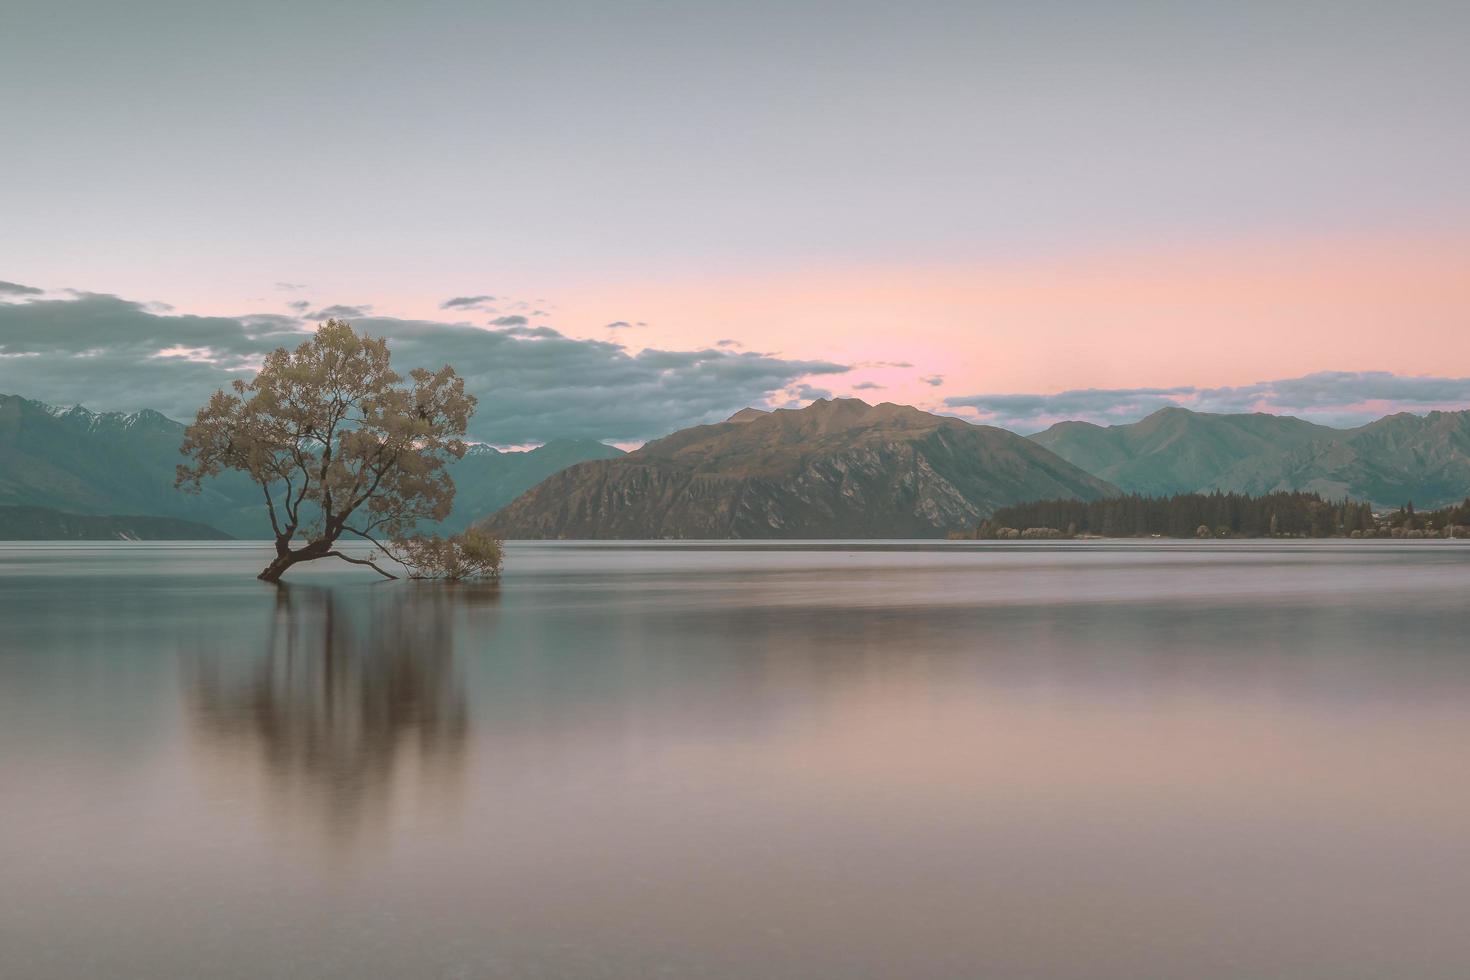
[4,540,1470,978]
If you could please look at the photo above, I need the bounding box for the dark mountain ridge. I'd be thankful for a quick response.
[483,398,1118,539]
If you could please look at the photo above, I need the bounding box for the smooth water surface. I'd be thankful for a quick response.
[4,540,1470,978]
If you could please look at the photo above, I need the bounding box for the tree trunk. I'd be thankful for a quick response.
[258,553,296,582]
[258,536,339,582]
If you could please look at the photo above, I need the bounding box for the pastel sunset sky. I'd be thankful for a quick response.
[3,0,1467,444]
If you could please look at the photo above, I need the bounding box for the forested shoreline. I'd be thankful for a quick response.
[960,492,1470,540]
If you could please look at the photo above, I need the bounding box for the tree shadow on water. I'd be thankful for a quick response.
[184,583,497,858]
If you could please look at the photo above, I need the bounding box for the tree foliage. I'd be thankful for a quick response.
[978,491,1376,539]
[1383,497,1470,535]
[392,528,504,581]
[176,319,502,582]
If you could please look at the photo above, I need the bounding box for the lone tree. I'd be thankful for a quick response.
[176,320,502,583]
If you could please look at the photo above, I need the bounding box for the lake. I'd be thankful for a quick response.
[3,540,1470,978]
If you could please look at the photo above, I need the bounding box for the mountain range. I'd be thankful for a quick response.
[4,389,1469,540]
[0,394,266,536]
[0,394,620,538]
[0,505,233,541]
[1030,406,1470,508]
[482,399,1116,538]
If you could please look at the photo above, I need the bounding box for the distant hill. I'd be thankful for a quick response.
[1201,410,1470,507]
[0,393,267,536]
[482,398,1118,539]
[428,439,626,532]
[1031,406,1470,508]
[0,393,621,538]
[0,505,232,540]
[1031,407,1336,496]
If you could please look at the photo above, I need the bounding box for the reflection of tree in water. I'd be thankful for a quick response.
[186,585,493,850]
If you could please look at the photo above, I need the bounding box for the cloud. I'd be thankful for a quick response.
[440,294,496,310]
[716,339,740,348]
[305,304,372,319]
[0,280,43,296]
[946,386,1196,429]
[1197,372,1470,414]
[499,325,564,339]
[919,375,944,387]
[852,381,885,391]
[0,289,849,444]
[604,320,634,329]
[945,372,1470,431]
[791,384,833,401]
[275,282,307,291]
[0,293,300,422]
[488,315,528,327]
[285,299,311,313]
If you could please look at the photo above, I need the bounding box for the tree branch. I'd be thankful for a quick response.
[325,550,399,580]
[290,450,313,520]
[341,524,400,561]
[279,469,299,527]
[260,482,284,539]
[347,446,403,516]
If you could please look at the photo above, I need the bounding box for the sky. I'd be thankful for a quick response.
[2,0,1468,443]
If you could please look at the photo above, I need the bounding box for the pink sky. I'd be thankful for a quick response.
[15,228,1463,438]
[380,231,1469,414]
